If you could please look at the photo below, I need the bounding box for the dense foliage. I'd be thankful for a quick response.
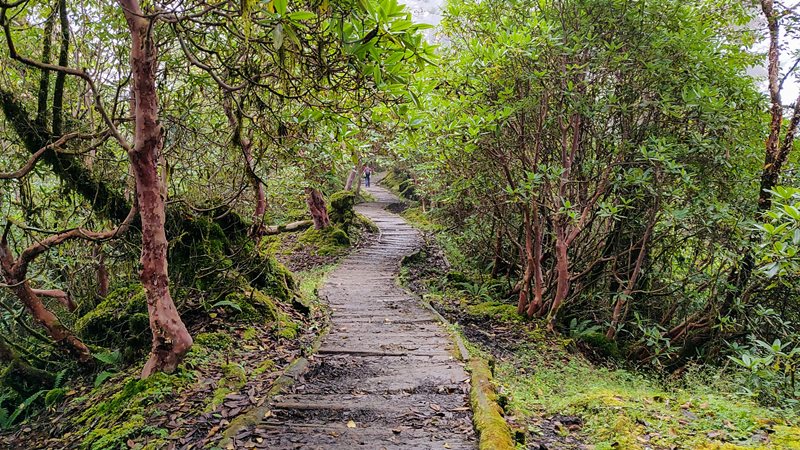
[391,0,800,404]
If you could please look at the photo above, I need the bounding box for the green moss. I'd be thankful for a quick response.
[44,387,67,407]
[276,317,299,339]
[242,327,258,341]
[773,426,800,449]
[467,301,522,323]
[207,386,234,412]
[468,358,516,450]
[195,332,233,350]
[83,413,146,450]
[77,371,194,449]
[219,290,281,323]
[240,255,297,303]
[577,331,621,358]
[355,213,379,232]
[168,213,233,291]
[222,363,246,387]
[252,359,276,376]
[206,363,247,411]
[75,284,150,358]
[328,190,356,231]
[298,226,351,256]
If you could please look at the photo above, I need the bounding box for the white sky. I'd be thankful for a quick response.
[403,0,800,103]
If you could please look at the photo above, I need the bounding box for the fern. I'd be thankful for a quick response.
[2,390,45,429]
[53,369,68,388]
[93,350,121,366]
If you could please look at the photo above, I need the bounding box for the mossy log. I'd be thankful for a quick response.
[264,220,313,235]
[468,358,515,450]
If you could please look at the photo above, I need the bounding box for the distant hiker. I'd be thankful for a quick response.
[364,166,372,187]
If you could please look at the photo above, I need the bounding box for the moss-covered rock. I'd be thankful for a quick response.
[218,290,280,323]
[75,284,150,358]
[298,226,351,256]
[239,253,297,303]
[578,331,622,358]
[77,371,194,448]
[382,168,418,200]
[328,190,356,231]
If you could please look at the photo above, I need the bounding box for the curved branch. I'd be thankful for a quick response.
[0,131,96,179]
[13,203,138,278]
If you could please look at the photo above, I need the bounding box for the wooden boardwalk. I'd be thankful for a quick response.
[253,183,476,449]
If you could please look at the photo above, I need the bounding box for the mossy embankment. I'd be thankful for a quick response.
[400,212,800,450]
[0,191,375,449]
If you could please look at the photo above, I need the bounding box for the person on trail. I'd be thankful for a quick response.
[364,165,372,187]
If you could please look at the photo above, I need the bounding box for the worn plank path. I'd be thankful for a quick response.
[255,182,476,449]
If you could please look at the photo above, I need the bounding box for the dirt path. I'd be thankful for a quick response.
[250,183,476,449]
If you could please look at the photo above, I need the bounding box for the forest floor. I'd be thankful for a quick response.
[222,182,476,449]
[399,222,800,450]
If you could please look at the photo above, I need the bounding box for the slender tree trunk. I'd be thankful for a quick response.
[547,228,570,331]
[528,210,545,317]
[52,0,69,136]
[344,166,358,191]
[119,0,192,377]
[223,95,267,238]
[95,244,109,298]
[305,187,330,229]
[606,211,656,340]
[517,211,533,315]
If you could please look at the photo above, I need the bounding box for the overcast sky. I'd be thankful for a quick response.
[403,0,800,102]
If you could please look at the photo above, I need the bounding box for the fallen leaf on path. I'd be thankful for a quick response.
[347,420,357,428]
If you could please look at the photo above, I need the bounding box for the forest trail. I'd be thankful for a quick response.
[246,180,476,449]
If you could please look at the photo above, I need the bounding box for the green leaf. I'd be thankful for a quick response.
[94,371,116,388]
[274,0,287,15]
[211,299,243,312]
[287,11,316,21]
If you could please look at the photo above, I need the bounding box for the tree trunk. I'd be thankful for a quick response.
[119,0,192,377]
[223,95,267,238]
[305,187,330,229]
[344,167,358,191]
[547,229,570,331]
[95,244,109,298]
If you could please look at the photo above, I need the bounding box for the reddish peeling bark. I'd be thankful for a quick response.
[0,243,90,361]
[119,0,192,377]
[517,211,534,315]
[31,288,76,311]
[95,244,109,298]
[305,187,330,229]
